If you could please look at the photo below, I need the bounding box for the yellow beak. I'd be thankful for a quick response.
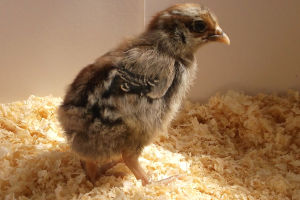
[208,26,230,45]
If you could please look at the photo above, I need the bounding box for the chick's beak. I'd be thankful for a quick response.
[208,26,230,45]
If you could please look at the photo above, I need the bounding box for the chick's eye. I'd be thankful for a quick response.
[193,20,207,33]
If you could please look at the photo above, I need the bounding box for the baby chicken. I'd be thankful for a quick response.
[58,3,230,185]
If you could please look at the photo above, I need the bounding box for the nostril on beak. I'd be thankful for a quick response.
[215,26,223,35]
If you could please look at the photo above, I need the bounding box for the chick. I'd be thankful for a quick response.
[58,3,230,185]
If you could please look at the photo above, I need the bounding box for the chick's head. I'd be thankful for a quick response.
[147,3,230,54]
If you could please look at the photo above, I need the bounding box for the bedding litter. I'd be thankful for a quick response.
[0,90,299,200]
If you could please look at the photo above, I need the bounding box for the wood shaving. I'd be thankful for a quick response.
[0,91,299,200]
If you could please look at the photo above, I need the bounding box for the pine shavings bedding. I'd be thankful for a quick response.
[0,91,299,200]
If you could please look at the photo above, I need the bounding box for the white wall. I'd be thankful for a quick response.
[0,0,299,103]
[0,0,144,103]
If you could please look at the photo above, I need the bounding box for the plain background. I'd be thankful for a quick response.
[0,0,299,103]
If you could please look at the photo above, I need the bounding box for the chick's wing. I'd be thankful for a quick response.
[114,48,175,99]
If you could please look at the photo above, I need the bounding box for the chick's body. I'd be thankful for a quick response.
[59,41,195,159]
[58,3,230,185]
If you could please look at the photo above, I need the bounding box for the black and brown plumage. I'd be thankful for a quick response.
[58,3,230,185]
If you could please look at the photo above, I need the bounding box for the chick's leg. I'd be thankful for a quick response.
[80,160,98,184]
[122,151,149,185]
[81,158,123,184]
[98,159,123,174]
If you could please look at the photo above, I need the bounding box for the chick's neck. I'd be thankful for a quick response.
[137,29,195,62]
